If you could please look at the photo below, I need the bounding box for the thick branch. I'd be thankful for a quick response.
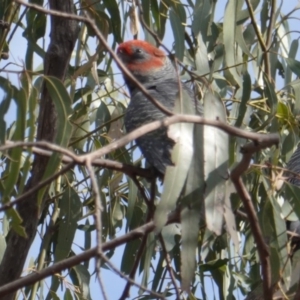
[88,114,280,161]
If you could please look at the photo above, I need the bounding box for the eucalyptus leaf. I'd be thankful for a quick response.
[154,89,195,231]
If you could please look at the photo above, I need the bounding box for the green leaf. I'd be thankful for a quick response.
[194,33,210,76]
[161,224,181,252]
[285,183,300,219]
[54,187,82,262]
[84,219,91,269]
[192,0,211,41]
[289,79,300,115]
[112,195,124,226]
[200,258,229,272]
[47,278,61,300]
[204,91,228,235]
[154,89,195,231]
[0,235,6,263]
[179,106,204,292]
[151,252,165,291]
[261,177,291,288]
[0,77,13,144]
[169,7,185,61]
[285,39,298,85]
[150,0,160,31]
[223,0,243,87]
[6,208,27,238]
[2,83,27,203]
[180,207,199,292]
[126,178,138,231]
[139,233,155,295]
[49,291,60,300]
[235,24,252,57]
[157,0,170,39]
[260,73,278,132]
[35,75,73,203]
[64,288,73,300]
[103,0,122,43]
[234,71,252,127]
[95,100,111,131]
[70,264,92,300]
[141,0,150,27]
[19,72,38,194]
[7,208,27,238]
[286,57,300,78]
[121,239,141,274]
[236,0,260,25]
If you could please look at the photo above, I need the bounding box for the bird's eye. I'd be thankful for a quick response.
[135,48,143,54]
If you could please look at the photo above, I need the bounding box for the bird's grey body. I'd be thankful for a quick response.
[124,79,198,174]
[117,40,202,175]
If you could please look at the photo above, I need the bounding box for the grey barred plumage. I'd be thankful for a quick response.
[117,40,202,176]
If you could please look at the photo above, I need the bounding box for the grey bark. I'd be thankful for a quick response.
[0,1,78,299]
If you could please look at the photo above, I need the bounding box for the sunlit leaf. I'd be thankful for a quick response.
[154,89,195,231]
[204,91,228,235]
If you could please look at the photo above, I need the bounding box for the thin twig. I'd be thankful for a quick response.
[97,272,108,300]
[244,0,271,81]
[244,0,267,53]
[0,140,77,160]
[158,234,181,299]
[85,159,107,299]
[100,254,165,299]
[119,233,149,300]
[120,207,156,299]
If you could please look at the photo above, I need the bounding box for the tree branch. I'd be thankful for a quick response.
[0,210,180,297]
[231,141,277,300]
[245,0,271,81]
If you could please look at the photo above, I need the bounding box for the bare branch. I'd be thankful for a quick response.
[158,234,181,299]
[0,112,280,212]
[231,140,277,300]
[0,210,180,297]
[87,114,280,161]
[245,0,271,81]
[85,159,104,298]
[100,254,165,299]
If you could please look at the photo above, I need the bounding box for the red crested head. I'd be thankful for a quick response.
[117,40,166,73]
[117,40,176,87]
